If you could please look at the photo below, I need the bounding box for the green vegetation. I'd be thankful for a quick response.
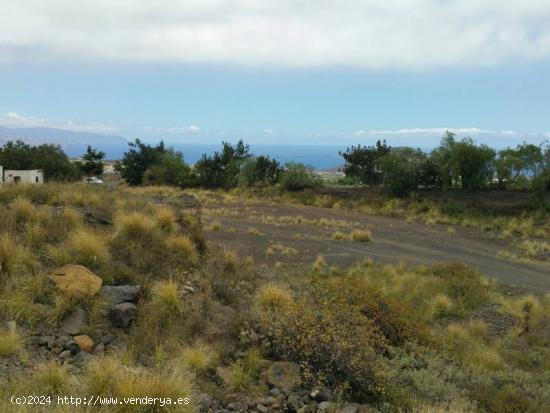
[75,145,105,177]
[0,140,79,181]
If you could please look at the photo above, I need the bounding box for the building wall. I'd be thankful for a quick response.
[3,169,44,184]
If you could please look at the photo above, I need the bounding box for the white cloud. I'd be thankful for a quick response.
[353,127,501,137]
[1,1,550,68]
[263,129,275,136]
[0,111,118,134]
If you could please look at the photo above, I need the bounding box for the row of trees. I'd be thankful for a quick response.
[340,132,550,196]
[115,139,319,191]
[0,141,106,181]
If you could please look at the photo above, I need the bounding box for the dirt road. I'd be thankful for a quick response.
[202,198,550,292]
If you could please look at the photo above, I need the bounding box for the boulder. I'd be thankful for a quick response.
[50,265,102,297]
[60,307,88,335]
[108,302,137,328]
[74,335,94,353]
[267,361,300,391]
[100,285,141,305]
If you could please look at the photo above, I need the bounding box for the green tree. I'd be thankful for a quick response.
[339,140,391,185]
[378,148,427,196]
[495,143,544,188]
[238,155,282,187]
[77,145,105,177]
[431,132,495,190]
[143,149,193,187]
[194,140,251,188]
[116,139,167,185]
[279,162,319,191]
[0,140,79,181]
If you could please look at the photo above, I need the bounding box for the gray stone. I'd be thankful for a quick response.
[108,302,137,328]
[310,386,332,402]
[100,285,141,305]
[92,343,105,356]
[318,401,334,411]
[197,393,212,412]
[60,307,88,335]
[266,361,300,391]
[256,404,268,413]
[269,387,282,397]
[287,394,301,412]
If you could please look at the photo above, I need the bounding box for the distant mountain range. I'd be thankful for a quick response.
[0,126,129,158]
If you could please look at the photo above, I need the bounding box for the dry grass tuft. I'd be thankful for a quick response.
[255,283,293,313]
[350,229,372,242]
[68,229,110,267]
[0,322,24,357]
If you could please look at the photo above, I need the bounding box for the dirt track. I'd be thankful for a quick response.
[202,199,550,292]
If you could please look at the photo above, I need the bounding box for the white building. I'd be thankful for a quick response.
[2,169,44,184]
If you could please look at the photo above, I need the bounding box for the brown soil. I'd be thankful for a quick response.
[202,198,550,292]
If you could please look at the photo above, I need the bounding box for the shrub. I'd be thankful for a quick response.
[223,250,239,272]
[311,254,328,273]
[114,211,157,240]
[280,162,319,191]
[331,231,348,240]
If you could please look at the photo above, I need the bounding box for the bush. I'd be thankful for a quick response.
[181,342,218,374]
[254,283,293,313]
[68,229,110,268]
[280,162,319,191]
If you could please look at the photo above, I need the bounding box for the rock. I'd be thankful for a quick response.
[74,335,94,353]
[93,343,105,356]
[266,361,300,391]
[196,393,212,412]
[287,394,301,412]
[50,265,102,297]
[39,336,55,349]
[310,386,332,402]
[257,404,268,413]
[269,387,282,397]
[100,285,141,305]
[318,401,335,412]
[60,307,88,335]
[108,302,137,328]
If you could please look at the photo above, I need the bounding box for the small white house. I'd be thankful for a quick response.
[2,169,44,184]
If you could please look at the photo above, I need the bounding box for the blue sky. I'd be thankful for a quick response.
[1,1,550,148]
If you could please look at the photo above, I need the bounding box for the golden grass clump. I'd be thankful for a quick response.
[115,211,157,239]
[247,227,261,236]
[181,342,218,374]
[151,280,182,319]
[223,250,239,272]
[45,244,72,267]
[429,293,453,317]
[351,228,372,242]
[84,357,194,411]
[68,229,110,267]
[9,198,35,223]
[0,233,35,278]
[331,230,348,240]
[255,283,293,313]
[311,254,328,273]
[206,220,222,231]
[30,361,71,395]
[166,235,197,261]
[0,322,24,357]
[155,207,177,233]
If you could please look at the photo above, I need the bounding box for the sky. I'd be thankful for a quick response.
[1,0,550,148]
